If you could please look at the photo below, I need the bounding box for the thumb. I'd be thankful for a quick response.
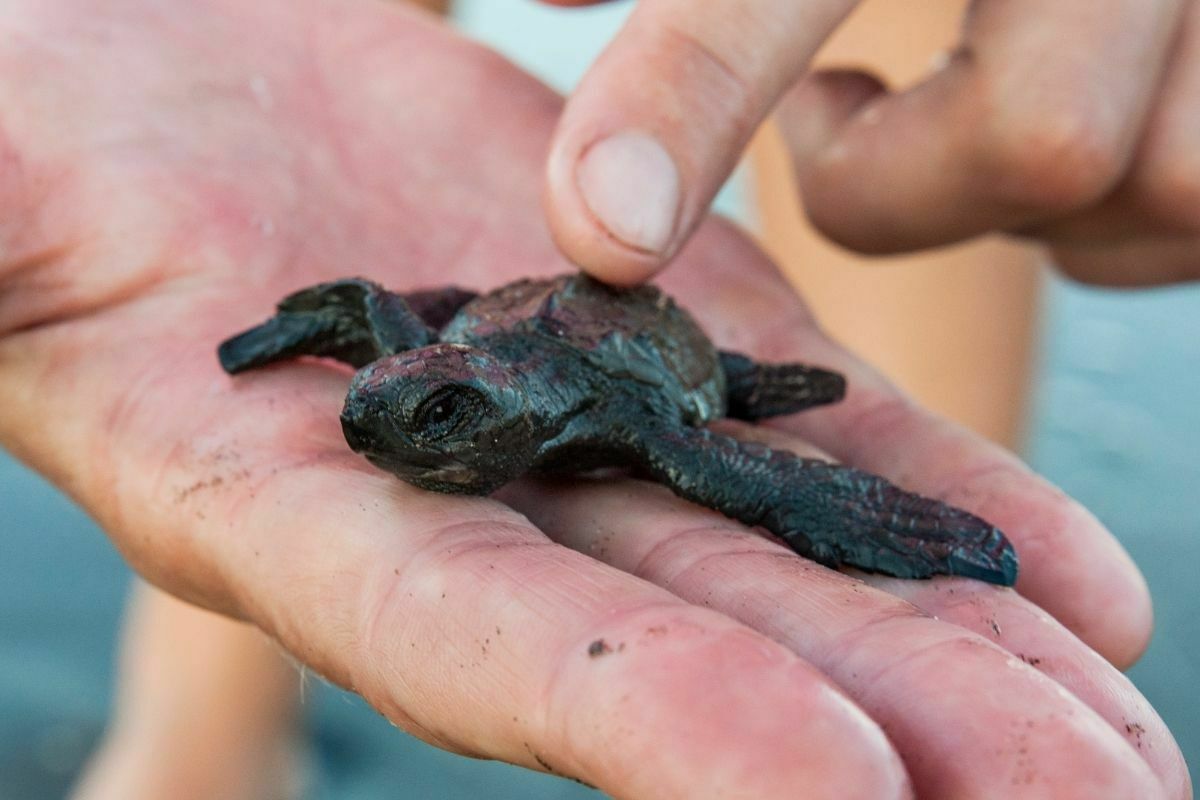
[544,0,858,285]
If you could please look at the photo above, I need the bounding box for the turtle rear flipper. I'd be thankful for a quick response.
[719,351,846,421]
[631,424,1018,585]
[218,279,447,374]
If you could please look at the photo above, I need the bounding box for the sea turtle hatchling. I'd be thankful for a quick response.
[218,274,1018,585]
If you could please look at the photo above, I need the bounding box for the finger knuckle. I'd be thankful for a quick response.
[1141,152,1200,233]
[975,103,1126,214]
[654,22,761,130]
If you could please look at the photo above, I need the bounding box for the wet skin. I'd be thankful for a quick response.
[220,273,1017,585]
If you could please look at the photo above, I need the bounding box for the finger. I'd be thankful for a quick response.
[1019,2,1200,285]
[790,379,1155,669]
[1109,0,1200,246]
[657,224,1154,667]
[3,314,909,800]
[501,475,1169,798]
[779,0,1186,254]
[730,420,1189,798]
[709,421,1184,796]
[1049,236,1200,286]
[872,576,1192,800]
[776,69,887,167]
[544,0,858,284]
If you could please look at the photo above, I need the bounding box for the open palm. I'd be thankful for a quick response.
[0,1,1187,797]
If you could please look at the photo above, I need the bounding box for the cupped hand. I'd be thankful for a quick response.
[541,0,1200,287]
[0,1,1187,797]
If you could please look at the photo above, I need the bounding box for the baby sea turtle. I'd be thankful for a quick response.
[219,274,1017,585]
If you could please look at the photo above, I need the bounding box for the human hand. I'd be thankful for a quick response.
[0,0,1187,797]
[541,0,1200,287]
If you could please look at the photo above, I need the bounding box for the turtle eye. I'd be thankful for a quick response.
[413,385,484,440]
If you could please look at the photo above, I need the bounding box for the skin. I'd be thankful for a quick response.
[0,0,1188,797]
[541,0,1200,288]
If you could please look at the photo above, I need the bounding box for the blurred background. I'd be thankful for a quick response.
[2,1,1196,797]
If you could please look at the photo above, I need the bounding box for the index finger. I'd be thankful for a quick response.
[543,0,859,284]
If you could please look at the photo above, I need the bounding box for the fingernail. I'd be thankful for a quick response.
[780,71,886,164]
[576,131,680,255]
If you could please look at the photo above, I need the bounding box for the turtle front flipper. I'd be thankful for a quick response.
[631,425,1018,585]
[219,279,439,374]
[719,351,846,421]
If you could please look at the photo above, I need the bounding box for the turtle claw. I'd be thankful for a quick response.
[816,522,1019,586]
[946,531,1020,586]
[828,507,1020,587]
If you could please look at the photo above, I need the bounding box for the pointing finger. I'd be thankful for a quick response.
[544,0,858,284]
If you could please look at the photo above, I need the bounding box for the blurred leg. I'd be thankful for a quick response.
[751,0,1042,449]
[71,584,303,800]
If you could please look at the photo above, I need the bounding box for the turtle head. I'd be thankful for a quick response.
[339,344,540,494]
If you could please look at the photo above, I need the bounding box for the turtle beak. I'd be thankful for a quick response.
[340,395,383,454]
